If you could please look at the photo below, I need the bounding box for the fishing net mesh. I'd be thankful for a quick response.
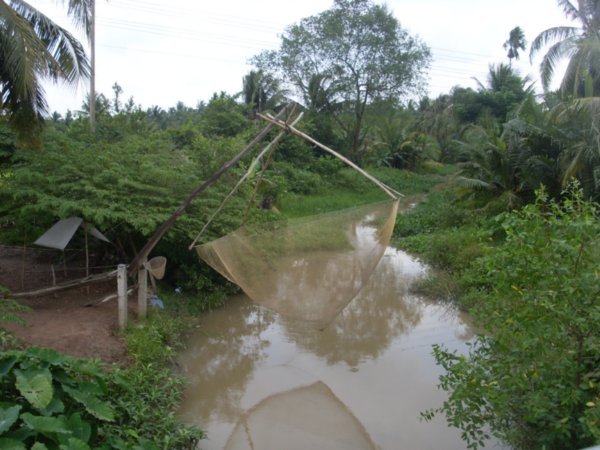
[195,199,399,326]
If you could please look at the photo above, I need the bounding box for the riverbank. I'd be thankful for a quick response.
[4,164,596,449]
[391,181,600,449]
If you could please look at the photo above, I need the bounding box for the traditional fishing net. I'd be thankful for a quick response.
[225,382,376,450]
[195,199,398,326]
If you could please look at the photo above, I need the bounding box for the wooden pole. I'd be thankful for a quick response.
[117,264,127,329]
[84,223,89,278]
[188,110,302,249]
[51,265,56,286]
[129,103,293,275]
[89,0,96,133]
[257,112,404,199]
[12,270,118,298]
[20,243,26,290]
[137,261,147,319]
[84,223,90,295]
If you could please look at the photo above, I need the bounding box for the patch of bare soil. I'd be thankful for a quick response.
[1,247,131,364]
[5,282,132,364]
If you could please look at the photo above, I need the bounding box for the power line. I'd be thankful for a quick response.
[98,17,277,50]
[111,0,286,32]
[99,43,254,66]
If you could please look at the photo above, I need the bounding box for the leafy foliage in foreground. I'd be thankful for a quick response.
[423,184,600,449]
[0,347,203,449]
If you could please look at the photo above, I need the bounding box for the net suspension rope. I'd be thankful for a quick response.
[189,108,402,249]
[188,112,304,249]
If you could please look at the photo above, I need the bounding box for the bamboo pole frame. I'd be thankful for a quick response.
[256,112,403,199]
[129,103,294,276]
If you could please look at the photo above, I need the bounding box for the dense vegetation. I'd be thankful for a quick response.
[0,0,599,448]
[401,183,599,449]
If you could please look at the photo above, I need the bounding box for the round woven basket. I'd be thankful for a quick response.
[147,256,167,280]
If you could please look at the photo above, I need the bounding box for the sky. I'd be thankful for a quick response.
[28,0,574,114]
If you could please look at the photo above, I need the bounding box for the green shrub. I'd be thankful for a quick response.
[125,311,189,367]
[101,364,203,449]
[0,347,203,449]
[393,190,468,238]
[0,287,29,351]
[424,184,600,449]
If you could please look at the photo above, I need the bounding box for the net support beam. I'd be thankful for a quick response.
[129,104,295,275]
[257,112,403,200]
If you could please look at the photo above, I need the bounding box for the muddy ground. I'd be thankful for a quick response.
[1,247,131,364]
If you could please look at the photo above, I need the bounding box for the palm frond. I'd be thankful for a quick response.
[538,37,578,90]
[0,0,90,139]
[454,176,495,191]
[558,0,584,23]
[530,26,579,61]
[9,0,90,84]
[63,0,92,40]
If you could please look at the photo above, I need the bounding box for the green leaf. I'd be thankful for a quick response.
[27,348,71,366]
[39,396,65,416]
[62,385,114,421]
[0,437,26,450]
[65,413,91,443]
[32,443,49,450]
[3,424,35,442]
[14,368,53,410]
[59,438,91,450]
[0,405,21,433]
[0,356,17,377]
[20,413,71,435]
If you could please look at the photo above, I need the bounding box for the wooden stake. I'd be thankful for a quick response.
[84,223,89,278]
[51,265,56,286]
[137,261,148,319]
[117,264,127,329]
[20,243,25,290]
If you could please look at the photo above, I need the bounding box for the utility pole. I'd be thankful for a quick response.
[89,0,96,133]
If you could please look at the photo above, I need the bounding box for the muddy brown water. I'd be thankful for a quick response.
[178,248,498,449]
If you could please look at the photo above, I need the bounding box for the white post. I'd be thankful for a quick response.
[137,261,148,319]
[117,264,127,329]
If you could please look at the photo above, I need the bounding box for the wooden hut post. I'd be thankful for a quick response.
[84,223,89,278]
[117,264,128,329]
[137,260,148,319]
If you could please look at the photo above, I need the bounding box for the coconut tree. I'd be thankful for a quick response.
[504,26,527,65]
[530,0,600,96]
[242,70,285,117]
[0,0,90,140]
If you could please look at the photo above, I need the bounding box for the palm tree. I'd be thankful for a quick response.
[504,26,527,65]
[0,0,90,140]
[530,0,600,96]
[242,70,285,117]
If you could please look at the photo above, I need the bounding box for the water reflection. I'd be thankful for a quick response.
[285,249,426,367]
[225,382,376,450]
[178,298,275,424]
[178,248,485,449]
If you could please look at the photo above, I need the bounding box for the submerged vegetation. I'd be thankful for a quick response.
[0,0,599,448]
